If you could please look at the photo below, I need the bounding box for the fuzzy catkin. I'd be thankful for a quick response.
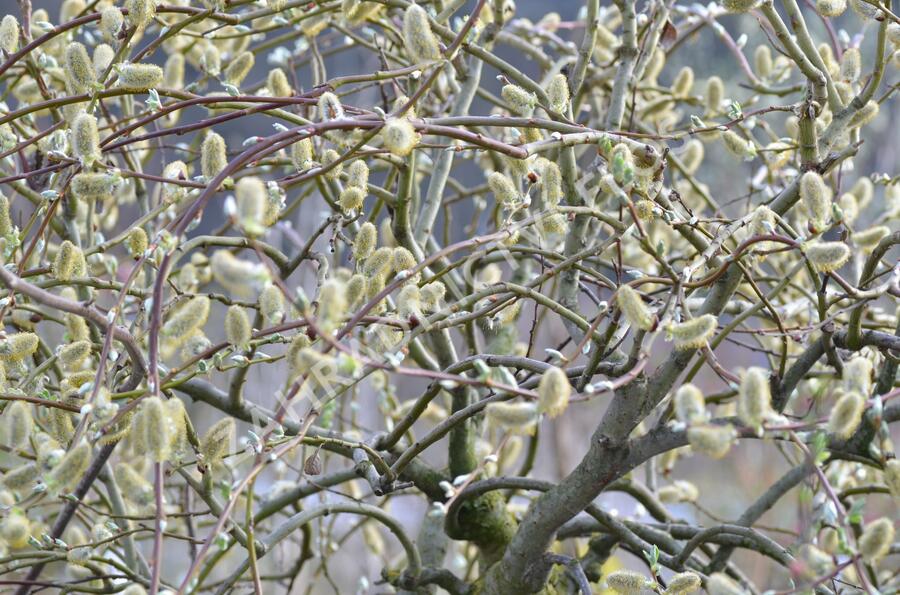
[738,367,771,429]
[224,51,255,86]
[259,284,285,324]
[674,384,707,425]
[858,518,894,563]
[669,315,717,350]
[827,391,864,438]
[537,366,571,418]
[65,42,96,94]
[0,332,39,361]
[853,225,889,251]
[114,463,154,507]
[53,241,86,282]
[806,241,850,273]
[59,340,92,372]
[488,171,519,205]
[842,357,872,396]
[485,401,540,435]
[0,15,19,54]
[46,440,91,495]
[138,396,170,462]
[3,401,32,449]
[800,171,831,231]
[667,572,701,594]
[546,74,570,113]
[267,68,292,97]
[165,53,185,89]
[706,573,746,595]
[235,176,266,234]
[118,63,164,89]
[100,7,124,42]
[318,92,344,120]
[605,570,649,594]
[687,424,735,459]
[162,296,211,345]
[291,137,314,170]
[72,173,115,200]
[705,76,724,114]
[816,0,847,15]
[501,84,537,116]
[72,113,101,165]
[125,0,155,30]
[347,160,369,189]
[403,4,442,63]
[202,132,227,180]
[225,305,252,348]
[353,222,377,261]
[200,418,235,467]
[381,119,418,157]
[615,285,654,331]
[339,186,366,213]
[126,227,148,258]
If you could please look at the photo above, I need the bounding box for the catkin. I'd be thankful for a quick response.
[318,92,344,121]
[721,130,756,160]
[687,424,736,459]
[668,315,717,350]
[200,418,235,467]
[840,47,861,82]
[0,332,39,361]
[381,119,419,157]
[706,573,746,595]
[754,45,772,78]
[801,171,832,232]
[392,247,416,274]
[114,463,154,507]
[353,222,377,261]
[235,176,267,235]
[666,572,701,594]
[347,160,369,189]
[674,384,707,425]
[3,401,32,448]
[501,84,537,116]
[72,173,115,200]
[705,76,724,114]
[546,74,570,113]
[118,63,163,89]
[485,401,540,435]
[267,68,292,97]
[681,139,704,174]
[100,7,124,42]
[537,366,571,418]
[848,101,879,128]
[738,367,771,429]
[321,149,343,180]
[816,0,847,15]
[53,241,86,282]
[2,462,39,494]
[722,0,761,12]
[858,517,894,563]
[605,570,649,594]
[615,285,654,331]
[827,391,864,438]
[403,4,442,63]
[59,340,92,372]
[202,132,228,180]
[672,66,694,97]
[806,241,850,273]
[162,296,211,345]
[225,305,252,348]
[259,284,285,324]
[137,396,170,462]
[884,459,900,500]
[541,161,563,207]
[125,0,156,30]
[65,42,97,94]
[853,225,889,252]
[72,113,101,165]
[0,15,19,54]
[0,193,12,237]
[291,137,314,170]
[164,53,185,89]
[126,227,148,258]
[488,171,519,205]
[46,440,91,495]
[224,51,255,86]
[339,186,366,213]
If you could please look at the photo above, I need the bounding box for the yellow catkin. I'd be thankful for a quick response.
[754,45,772,78]
[840,47,861,83]
[391,247,416,274]
[339,186,366,213]
[125,0,155,30]
[681,139,704,174]
[488,171,519,205]
[0,193,12,237]
[321,149,343,180]
[59,340,92,372]
[674,384,707,425]
[605,570,649,594]
[738,367,771,429]
[858,517,894,563]
[93,43,115,77]
[706,573,746,595]
[200,418,235,467]
[485,401,540,435]
[667,572,701,594]
[541,161,563,207]
[46,440,91,495]
[291,137,314,170]
[138,396,170,462]
[162,296,211,345]
[615,285,654,331]
[537,366,571,418]
[201,44,221,76]
[65,42,96,94]
[801,171,831,232]
[0,332,39,361]
[721,130,756,160]
[100,7,124,42]
[347,160,369,189]
[72,113,100,165]
[53,241,86,282]
[364,246,393,279]
[225,305,252,348]
[353,222,377,262]
[0,508,31,548]
[848,101,879,128]
[224,51,254,86]
[546,74,570,113]
[235,176,267,235]
[117,63,164,89]
[668,315,717,350]
[2,462,39,494]
[126,227,148,258]
[3,401,33,448]
[501,84,537,115]
[0,15,19,54]
[201,132,227,180]
[806,241,850,273]
[403,4,442,63]
[259,284,285,324]
[827,391,864,438]
[267,67,292,97]
[722,0,761,11]
[658,480,699,503]
[687,424,736,459]
[381,119,418,156]
[71,173,115,200]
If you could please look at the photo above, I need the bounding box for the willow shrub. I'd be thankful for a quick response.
[0,0,898,593]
